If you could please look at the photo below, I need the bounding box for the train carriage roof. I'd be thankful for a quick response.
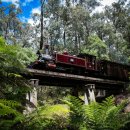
[100,59,130,68]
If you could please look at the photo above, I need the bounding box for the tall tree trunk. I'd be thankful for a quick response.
[78,34,81,51]
[75,31,78,54]
[127,29,130,49]
[5,22,9,40]
[40,0,45,50]
[50,35,53,54]
[63,30,66,48]
[85,22,90,45]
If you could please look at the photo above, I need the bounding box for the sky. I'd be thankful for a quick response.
[1,0,117,24]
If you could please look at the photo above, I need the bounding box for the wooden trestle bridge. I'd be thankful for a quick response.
[26,69,126,89]
[24,69,129,107]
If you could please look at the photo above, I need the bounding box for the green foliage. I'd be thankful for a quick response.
[0,37,34,129]
[37,86,71,106]
[0,99,24,130]
[12,96,130,130]
[85,96,129,130]
[14,46,37,66]
[22,104,69,130]
[0,99,21,109]
[82,35,109,60]
[0,37,23,72]
[0,37,33,101]
[64,96,130,130]
[63,96,87,129]
[0,36,31,128]
[0,37,36,69]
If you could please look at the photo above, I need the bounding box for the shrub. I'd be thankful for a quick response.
[22,104,69,130]
[0,99,24,130]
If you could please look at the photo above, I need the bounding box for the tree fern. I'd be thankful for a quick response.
[64,95,130,130]
[63,96,88,130]
[0,99,24,130]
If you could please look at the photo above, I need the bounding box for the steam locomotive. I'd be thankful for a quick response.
[29,45,130,81]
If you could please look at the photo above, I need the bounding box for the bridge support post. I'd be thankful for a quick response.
[27,79,39,107]
[24,79,39,114]
[84,84,96,104]
[96,90,106,97]
[88,84,96,102]
[84,92,89,105]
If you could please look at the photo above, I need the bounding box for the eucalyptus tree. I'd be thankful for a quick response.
[47,0,63,52]
[0,4,5,36]
[19,23,35,48]
[0,2,22,44]
[40,0,102,54]
[58,0,101,54]
[40,0,46,50]
[91,12,114,60]
[104,0,130,63]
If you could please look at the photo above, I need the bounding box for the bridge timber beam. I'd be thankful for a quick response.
[25,69,126,90]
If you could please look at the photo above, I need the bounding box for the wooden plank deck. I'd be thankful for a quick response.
[27,69,126,86]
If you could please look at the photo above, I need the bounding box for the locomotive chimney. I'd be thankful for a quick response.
[45,44,49,55]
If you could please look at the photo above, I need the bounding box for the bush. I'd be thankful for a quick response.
[64,96,130,130]
[0,99,24,130]
[22,104,69,130]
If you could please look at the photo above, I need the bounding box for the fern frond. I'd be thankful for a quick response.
[101,96,115,108]
[0,99,21,108]
[0,99,24,129]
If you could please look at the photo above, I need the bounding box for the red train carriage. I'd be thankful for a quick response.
[55,53,86,68]
[53,52,97,74]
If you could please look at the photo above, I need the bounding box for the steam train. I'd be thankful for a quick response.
[29,46,130,81]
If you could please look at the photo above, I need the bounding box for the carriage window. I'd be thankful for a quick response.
[88,57,92,62]
[88,57,95,62]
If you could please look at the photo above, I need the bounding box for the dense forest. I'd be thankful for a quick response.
[0,0,130,130]
[0,0,130,63]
